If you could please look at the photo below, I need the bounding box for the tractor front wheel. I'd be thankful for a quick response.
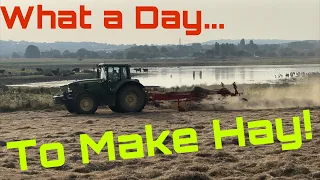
[65,103,75,113]
[74,93,98,114]
[116,85,146,113]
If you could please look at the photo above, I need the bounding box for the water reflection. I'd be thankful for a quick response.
[249,68,254,80]
[8,64,320,88]
[239,67,246,82]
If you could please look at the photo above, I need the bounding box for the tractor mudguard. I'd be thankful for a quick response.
[115,79,145,93]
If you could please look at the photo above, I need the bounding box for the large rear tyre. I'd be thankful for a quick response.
[74,93,98,114]
[116,85,146,113]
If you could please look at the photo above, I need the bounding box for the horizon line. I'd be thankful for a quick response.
[1,39,319,46]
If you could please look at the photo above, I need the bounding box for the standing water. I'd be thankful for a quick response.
[135,64,320,87]
[7,64,320,88]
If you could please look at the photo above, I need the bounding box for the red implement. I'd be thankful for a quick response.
[146,83,245,111]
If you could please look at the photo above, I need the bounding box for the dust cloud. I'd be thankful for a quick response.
[209,78,319,110]
[162,77,320,111]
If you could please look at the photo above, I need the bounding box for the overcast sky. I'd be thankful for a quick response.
[0,0,319,44]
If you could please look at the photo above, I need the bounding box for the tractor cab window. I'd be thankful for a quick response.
[121,67,128,79]
[108,67,121,82]
[100,67,107,80]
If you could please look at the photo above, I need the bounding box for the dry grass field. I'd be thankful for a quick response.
[0,71,319,180]
[0,107,319,180]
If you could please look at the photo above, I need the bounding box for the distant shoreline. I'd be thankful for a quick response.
[0,57,319,69]
[0,72,147,86]
[1,57,319,86]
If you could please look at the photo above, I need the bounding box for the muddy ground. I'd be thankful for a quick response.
[0,106,319,180]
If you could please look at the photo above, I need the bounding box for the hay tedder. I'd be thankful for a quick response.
[146,83,247,111]
[53,64,247,114]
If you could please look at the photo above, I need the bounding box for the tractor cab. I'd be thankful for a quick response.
[97,64,131,80]
[96,64,133,91]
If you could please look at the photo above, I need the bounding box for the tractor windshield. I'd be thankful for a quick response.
[97,65,129,81]
[100,67,107,80]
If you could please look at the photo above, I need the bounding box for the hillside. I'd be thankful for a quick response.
[201,39,299,45]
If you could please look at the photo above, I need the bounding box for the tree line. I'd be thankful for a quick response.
[12,39,320,60]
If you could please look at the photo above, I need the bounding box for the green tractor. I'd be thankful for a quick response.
[53,64,147,114]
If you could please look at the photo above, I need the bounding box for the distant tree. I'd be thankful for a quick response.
[11,52,20,58]
[76,48,89,58]
[148,46,160,58]
[192,52,203,58]
[205,49,215,58]
[142,45,151,53]
[220,44,225,56]
[239,39,246,50]
[62,50,72,58]
[266,52,277,57]
[160,47,168,53]
[125,50,140,59]
[229,44,237,55]
[279,47,293,57]
[255,50,264,57]
[25,45,40,58]
[109,51,124,59]
[191,43,202,52]
[96,51,107,59]
[225,43,230,55]
[40,52,47,58]
[87,51,100,58]
[214,42,220,56]
[48,49,61,58]
[248,40,259,53]
[139,52,149,60]
[288,41,314,50]
[220,43,230,56]
[259,44,280,54]
[237,50,253,57]
[150,46,160,54]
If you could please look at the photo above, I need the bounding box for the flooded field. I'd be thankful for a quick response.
[8,64,320,88]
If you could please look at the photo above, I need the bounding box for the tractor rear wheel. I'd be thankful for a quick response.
[74,93,98,114]
[116,85,146,113]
